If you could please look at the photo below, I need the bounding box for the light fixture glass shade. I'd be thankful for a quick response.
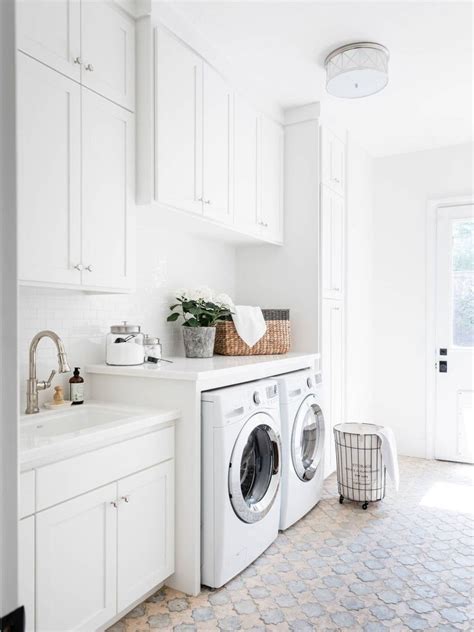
[325,42,389,98]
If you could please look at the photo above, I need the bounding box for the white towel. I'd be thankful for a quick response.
[232,306,267,347]
[374,426,400,491]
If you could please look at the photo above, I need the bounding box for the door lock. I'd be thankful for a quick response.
[439,360,448,373]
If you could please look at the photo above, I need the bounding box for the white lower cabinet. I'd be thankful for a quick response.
[19,427,175,632]
[117,462,175,611]
[322,299,344,477]
[36,484,118,632]
[19,516,35,632]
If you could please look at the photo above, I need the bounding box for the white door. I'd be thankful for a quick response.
[202,63,233,223]
[16,0,81,81]
[322,299,344,477]
[36,484,117,631]
[117,461,175,611]
[17,53,82,286]
[321,185,344,300]
[260,117,283,243]
[81,0,135,111]
[155,27,203,215]
[233,95,259,235]
[81,88,134,290]
[434,204,474,463]
[19,516,35,632]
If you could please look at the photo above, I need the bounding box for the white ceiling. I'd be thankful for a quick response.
[164,0,473,156]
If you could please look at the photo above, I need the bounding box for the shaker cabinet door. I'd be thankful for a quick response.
[155,27,203,215]
[321,185,344,300]
[81,0,135,110]
[233,95,259,235]
[117,461,175,611]
[260,117,284,243]
[36,484,118,632]
[202,63,233,224]
[19,516,35,632]
[17,0,81,81]
[81,89,135,290]
[17,53,82,286]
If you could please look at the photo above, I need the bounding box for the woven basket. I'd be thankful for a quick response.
[215,309,290,356]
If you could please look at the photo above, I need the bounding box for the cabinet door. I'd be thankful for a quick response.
[322,299,344,477]
[117,461,175,611]
[36,484,117,632]
[17,0,81,81]
[81,1,135,111]
[81,88,134,290]
[202,63,233,224]
[321,185,344,300]
[321,127,345,196]
[19,516,35,632]
[17,53,82,286]
[233,95,259,235]
[260,116,284,243]
[155,28,203,215]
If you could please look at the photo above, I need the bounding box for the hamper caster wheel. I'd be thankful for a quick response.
[362,502,368,510]
[339,495,344,504]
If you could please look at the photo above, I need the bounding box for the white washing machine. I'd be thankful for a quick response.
[277,369,326,530]
[201,379,282,588]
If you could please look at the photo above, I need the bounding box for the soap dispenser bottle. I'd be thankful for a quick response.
[69,367,84,405]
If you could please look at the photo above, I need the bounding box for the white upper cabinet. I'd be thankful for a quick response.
[17,53,82,286]
[155,27,203,215]
[260,117,284,243]
[321,184,344,300]
[81,1,135,111]
[233,95,259,234]
[117,461,175,611]
[202,63,233,224]
[81,89,135,290]
[321,126,345,196]
[17,0,81,81]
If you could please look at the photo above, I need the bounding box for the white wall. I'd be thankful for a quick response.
[372,142,474,457]
[18,208,236,410]
[345,139,374,421]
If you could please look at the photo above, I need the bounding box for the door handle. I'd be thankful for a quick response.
[439,360,448,373]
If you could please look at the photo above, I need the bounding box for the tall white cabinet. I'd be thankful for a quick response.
[16,0,136,292]
[321,126,346,477]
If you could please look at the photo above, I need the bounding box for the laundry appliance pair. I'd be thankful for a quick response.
[201,369,326,588]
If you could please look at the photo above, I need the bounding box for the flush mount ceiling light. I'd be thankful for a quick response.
[325,42,389,98]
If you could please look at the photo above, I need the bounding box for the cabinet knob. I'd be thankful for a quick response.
[85,264,93,272]
[110,501,118,508]
[204,199,211,205]
[258,220,268,228]
[74,263,83,271]
[121,495,130,503]
[334,177,341,183]
[85,63,94,72]
[73,57,82,65]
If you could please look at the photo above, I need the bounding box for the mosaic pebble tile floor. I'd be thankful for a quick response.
[108,457,473,631]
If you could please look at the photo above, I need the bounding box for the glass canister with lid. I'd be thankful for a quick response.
[143,335,162,363]
[106,322,144,366]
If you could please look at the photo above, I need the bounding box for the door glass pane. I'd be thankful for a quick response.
[300,407,321,469]
[452,219,474,347]
[240,426,272,505]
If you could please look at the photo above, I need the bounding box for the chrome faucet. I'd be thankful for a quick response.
[25,330,71,414]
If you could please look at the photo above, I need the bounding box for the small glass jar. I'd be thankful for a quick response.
[143,335,162,363]
[106,322,144,366]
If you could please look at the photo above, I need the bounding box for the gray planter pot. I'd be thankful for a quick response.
[182,326,216,358]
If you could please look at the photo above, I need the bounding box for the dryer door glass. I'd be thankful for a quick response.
[292,395,325,481]
[229,413,281,524]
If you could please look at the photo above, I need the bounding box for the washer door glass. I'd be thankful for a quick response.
[292,395,325,481]
[229,412,281,524]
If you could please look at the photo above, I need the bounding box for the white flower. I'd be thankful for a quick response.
[193,286,214,302]
[174,288,189,300]
[214,293,234,308]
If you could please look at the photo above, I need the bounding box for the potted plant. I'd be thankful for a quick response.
[167,288,233,358]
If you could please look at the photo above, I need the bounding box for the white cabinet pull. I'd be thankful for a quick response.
[85,63,94,72]
[258,220,268,228]
[121,495,130,503]
[73,57,82,65]
[74,263,83,271]
[85,264,93,272]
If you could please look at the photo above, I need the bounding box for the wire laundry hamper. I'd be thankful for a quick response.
[334,423,386,510]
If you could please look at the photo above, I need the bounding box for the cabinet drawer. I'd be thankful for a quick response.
[36,426,174,511]
[20,470,35,518]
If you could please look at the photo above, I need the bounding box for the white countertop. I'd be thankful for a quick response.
[20,401,179,471]
[86,352,319,385]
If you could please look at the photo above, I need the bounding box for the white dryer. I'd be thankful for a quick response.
[277,369,325,530]
[201,379,282,588]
